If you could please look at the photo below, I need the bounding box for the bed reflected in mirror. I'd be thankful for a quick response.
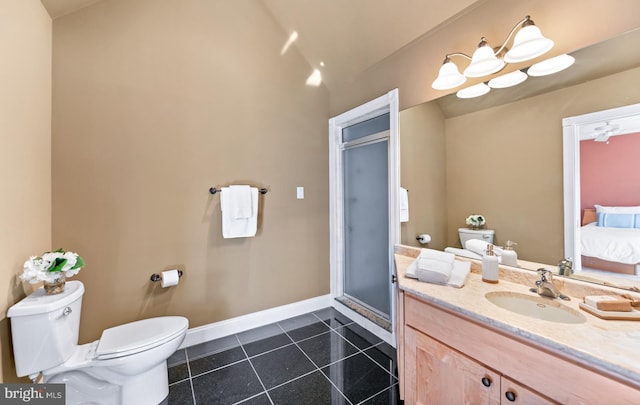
[563,103,640,291]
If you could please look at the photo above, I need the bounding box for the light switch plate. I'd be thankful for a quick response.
[296,187,304,199]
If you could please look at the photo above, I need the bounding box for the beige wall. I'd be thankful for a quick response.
[399,102,447,250]
[0,0,52,382]
[51,0,330,343]
[330,0,640,115]
[400,66,640,265]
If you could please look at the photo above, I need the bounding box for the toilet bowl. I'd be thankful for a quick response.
[458,227,494,247]
[7,281,188,405]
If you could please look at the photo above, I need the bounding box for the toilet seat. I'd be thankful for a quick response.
[96,316,188,360]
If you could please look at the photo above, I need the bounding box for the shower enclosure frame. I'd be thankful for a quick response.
[328,89,400,346]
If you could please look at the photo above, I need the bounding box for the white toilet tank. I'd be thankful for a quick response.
[458,228,494,247]
[7,281,84,378]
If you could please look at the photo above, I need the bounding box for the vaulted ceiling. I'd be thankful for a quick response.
[39,0,482,90]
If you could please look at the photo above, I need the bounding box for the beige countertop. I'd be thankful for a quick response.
[395,246,640,387]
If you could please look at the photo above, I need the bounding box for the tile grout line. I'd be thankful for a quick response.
[325,320,399,403]
[273,317,355,405]
[234,334,275,405]
[188,357,248,379]
[170,310,398,404]
[359,341,400,381]
[332,322,398,374]
[355,381,400,405]
[182,349,197,405]
[310,314,368,369]
[246,340,295,359]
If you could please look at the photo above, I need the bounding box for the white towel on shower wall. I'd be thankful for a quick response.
[221,186,258,238]
[399,187,409,222]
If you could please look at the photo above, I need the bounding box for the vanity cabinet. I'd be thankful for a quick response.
[405,327,553,404]
[405,326,501,404]
[398,291,640,404]
[501,377,555,404]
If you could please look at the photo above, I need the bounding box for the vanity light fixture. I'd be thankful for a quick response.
[455,53,574,98]
[432,15,554,91]
[488,70,528,89]
[527,54,575,76]
[456,82,491,99]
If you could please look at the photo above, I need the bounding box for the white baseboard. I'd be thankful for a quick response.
[179,294,332,349]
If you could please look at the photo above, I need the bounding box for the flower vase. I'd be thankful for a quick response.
[43,274,66,295]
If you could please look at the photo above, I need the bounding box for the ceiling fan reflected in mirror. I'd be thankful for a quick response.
[593,122,620,143]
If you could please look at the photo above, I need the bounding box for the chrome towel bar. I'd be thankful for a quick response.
[209,187,268,195]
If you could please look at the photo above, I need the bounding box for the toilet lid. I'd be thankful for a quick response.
[96,316,188,360]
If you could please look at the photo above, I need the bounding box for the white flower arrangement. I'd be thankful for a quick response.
[465,214,486,228]
[21,249,85,284]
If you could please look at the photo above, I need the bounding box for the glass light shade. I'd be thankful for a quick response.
[432,61,467,90]
[504,25,554,63]
[488,70,528,89]
[527,54,575,76]
[463,45,505,78]
[456,82,490,99]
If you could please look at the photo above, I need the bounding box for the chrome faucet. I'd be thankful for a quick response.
[558,258,573,276]
[530,269,570,300]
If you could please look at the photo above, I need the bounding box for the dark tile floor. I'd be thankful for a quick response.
[165,307,401,404]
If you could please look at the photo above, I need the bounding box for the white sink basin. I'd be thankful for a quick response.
[485,291,586,324]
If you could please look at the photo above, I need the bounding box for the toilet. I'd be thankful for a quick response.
[7,281,188,405]
[458,227,495,247]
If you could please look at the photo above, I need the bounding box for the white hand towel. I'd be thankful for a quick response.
[221,187,258,238]
[405,257,471,288]
[415,249,455,284]
[444,247,483,260]
[399,187,409,223]
[418,258,453,273]
[416,262,451,284]
[465,239,493,256]
[420,248,455,264]
[447,260,471,288]
[229,185,253,219]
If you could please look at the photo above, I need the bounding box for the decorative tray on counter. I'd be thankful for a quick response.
[579,303,640,321]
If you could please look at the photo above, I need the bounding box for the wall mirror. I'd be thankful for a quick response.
[399,27,640,291]
[563,102,640,290]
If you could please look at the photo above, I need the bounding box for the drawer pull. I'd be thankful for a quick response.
[481,377,492,387]
[505,391,517,402]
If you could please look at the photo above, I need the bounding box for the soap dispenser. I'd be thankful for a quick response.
[482,244,499,283]
[500,240,518,267]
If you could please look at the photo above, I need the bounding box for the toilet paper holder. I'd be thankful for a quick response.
[150,270,184,282]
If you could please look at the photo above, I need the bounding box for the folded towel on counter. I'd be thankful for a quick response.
[405,249,471,288]
[221,186,259,238]
[416,261,451,284]
[419,248,456,263]
[399,187,409,223]
[446,261,472,288]
[229,185,253,219]
[416,249,455,283]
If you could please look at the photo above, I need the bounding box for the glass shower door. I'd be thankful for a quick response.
[342,115,390,319]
